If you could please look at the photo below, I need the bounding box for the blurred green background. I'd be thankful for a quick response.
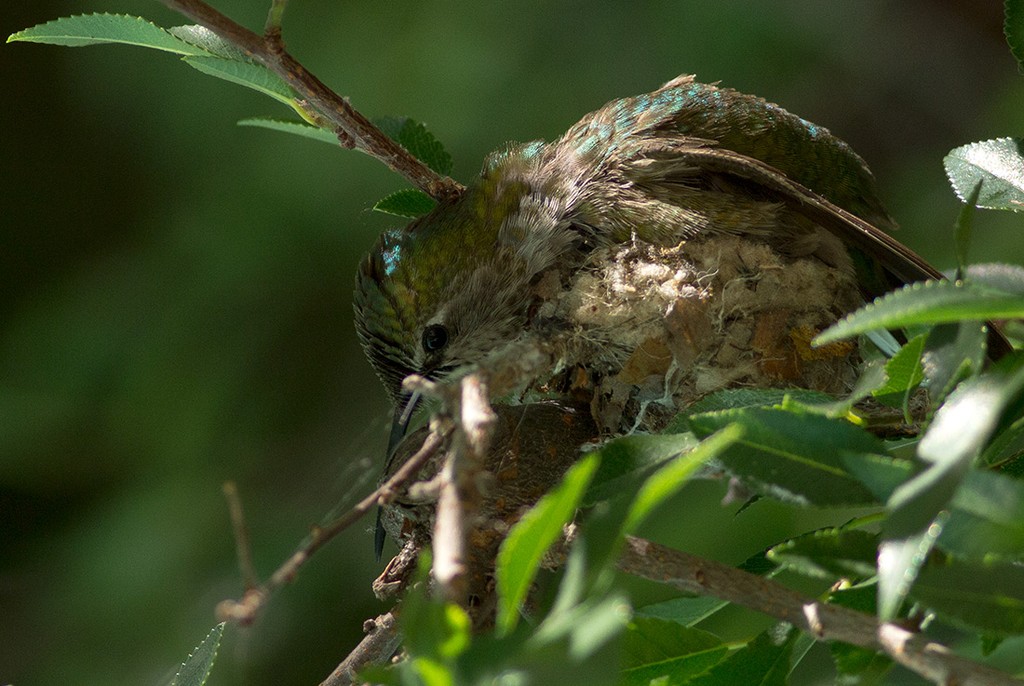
[3,1,1022,684]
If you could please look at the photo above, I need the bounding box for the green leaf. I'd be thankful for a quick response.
[768,528,877,580]
[375,116,453,175]
[373,189,438,218]
[620,618,727,685]
[168,24,249,61]
[495,452,600,635]
[966,263,1024,296]
[877,520,945,621]
[816,280,1024,346]
[922,321,987,406]
[687,624,798,686]
[237,117,339,145]
[182,55,298,106]
[890,355,1024,535]
[841,452,913,503]
[872,334,925,417]
[1009,0,1024,72]
[636,596,730,627]
[688,407,881,506]
[826,584,893,684]
[169,623,225,686]
[945,138,1024,212]
[953,180,983,281]
[622,426,742,533]
[983,413,1024,466]
[401,574,471,665]
[583,432,698,506]
[7,13,211,55]
[940,469,1024,558]
[912,557,1024,635]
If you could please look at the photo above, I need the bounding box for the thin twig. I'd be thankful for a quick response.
[222,481,258,590]
[319,610,402,686]
[156,0,464,201]
[216,428,449,625]
[609,534,1021,686]
[263,0,287,37]
[431,375,496,605]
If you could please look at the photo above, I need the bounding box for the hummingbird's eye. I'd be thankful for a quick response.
[421,324,449,353]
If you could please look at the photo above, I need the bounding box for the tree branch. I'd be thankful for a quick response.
[319,610,402,686]
[156,0,464,201]
[612,534,1021,686]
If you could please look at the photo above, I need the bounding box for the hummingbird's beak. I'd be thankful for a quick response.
[375,389,423,561]
[387,389,422,459]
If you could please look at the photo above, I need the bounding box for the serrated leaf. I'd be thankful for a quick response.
[688,408,881,506]
[620,618,727,685]
[374,116,453,175]
[169,623,225,686]
[768,528,877,580]
[687,624,798,686]
[495,453,600,636]
[912,557,1024,635]
[883,357,1024,597]
[872,334,925,417]
[373,189,438,218]
[182,55,297,106]
[8,13,211,55]
[945,138,1024,212]
[906,355,1024,503]
[816,280,1024,345]
[237,117,340,145]
[1008,0,1024,72]
[877,519,945,621]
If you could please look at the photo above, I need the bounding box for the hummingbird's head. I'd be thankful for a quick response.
[354,190,543,406]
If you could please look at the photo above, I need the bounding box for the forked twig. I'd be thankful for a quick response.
[156,0,464,201]
[216,428,448,625]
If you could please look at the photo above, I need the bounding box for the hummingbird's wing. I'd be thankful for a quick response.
[620,141,1013,359]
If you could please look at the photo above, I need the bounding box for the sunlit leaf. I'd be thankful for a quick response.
[816,280,1024,346]
[945,138,1024,212]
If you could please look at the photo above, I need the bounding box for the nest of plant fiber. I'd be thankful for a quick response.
[532,234,863,433]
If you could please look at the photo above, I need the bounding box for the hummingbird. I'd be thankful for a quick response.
[353,75,1003,553]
